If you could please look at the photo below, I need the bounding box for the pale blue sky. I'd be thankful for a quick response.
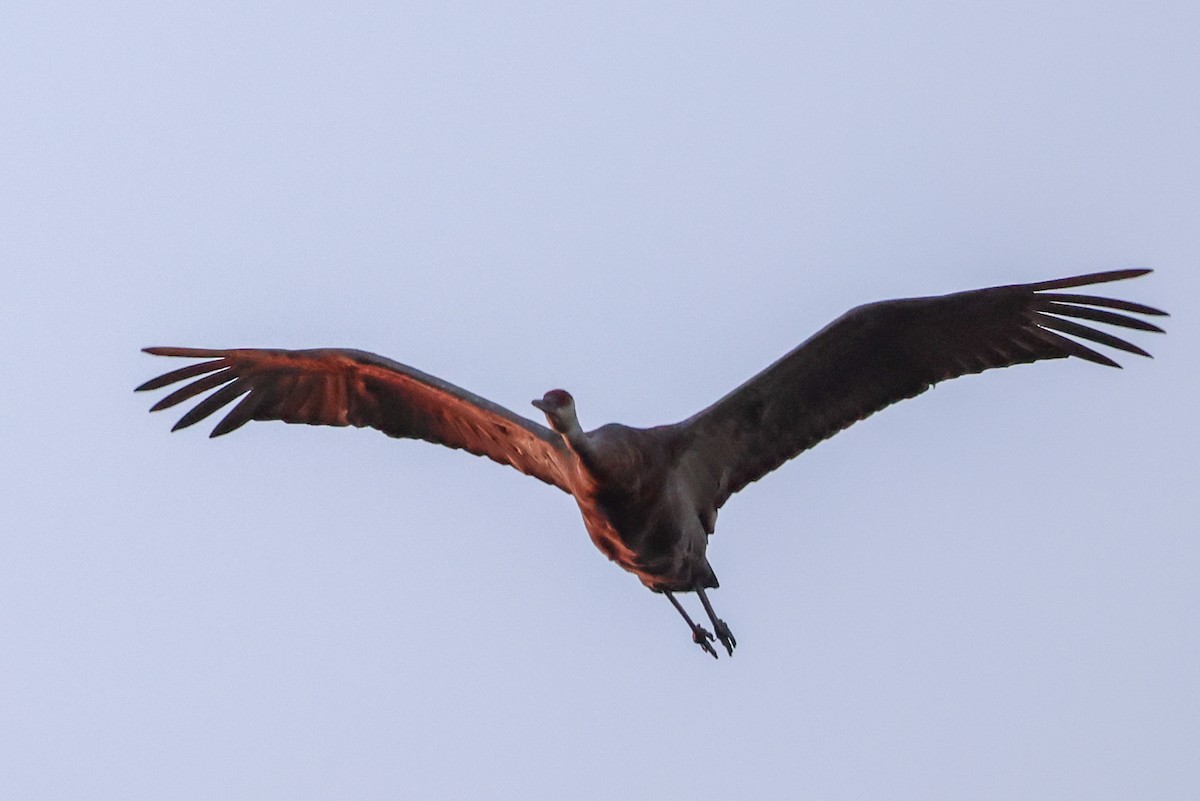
[2,3,1197,799]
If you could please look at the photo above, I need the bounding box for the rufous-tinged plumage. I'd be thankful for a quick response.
[138,269,1166,658]
[138,347,572,489]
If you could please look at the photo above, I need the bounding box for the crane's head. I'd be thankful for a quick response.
[532,389,579,434]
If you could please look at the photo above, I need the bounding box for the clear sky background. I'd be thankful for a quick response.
[2,3,1197,799]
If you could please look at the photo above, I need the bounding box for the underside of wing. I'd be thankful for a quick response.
[679,269,1167,509]
[137,347,573,492]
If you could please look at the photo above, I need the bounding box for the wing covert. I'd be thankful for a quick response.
[137,347,573,492]
[679,269,1166,510]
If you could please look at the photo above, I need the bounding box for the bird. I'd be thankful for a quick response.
[137,269,1166,658]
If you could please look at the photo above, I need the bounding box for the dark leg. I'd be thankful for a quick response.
[696,587,737,656]
[664,590,718,659]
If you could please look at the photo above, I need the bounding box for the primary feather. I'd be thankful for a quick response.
[138,269,1166,657]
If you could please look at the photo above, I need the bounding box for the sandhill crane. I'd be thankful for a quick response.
[137,269,1165,657]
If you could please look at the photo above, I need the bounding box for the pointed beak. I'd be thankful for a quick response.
[531,399,549,413]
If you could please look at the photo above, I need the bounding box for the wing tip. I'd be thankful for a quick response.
[1027,268,1155,292]
[143,346,228,357]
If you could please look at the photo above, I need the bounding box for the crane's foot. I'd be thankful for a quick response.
[712,618,737,657]
[693,625,719,659]
[696,586,736,657]
[665,590,721,659]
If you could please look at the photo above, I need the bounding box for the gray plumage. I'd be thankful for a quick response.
[137,269,1166,657]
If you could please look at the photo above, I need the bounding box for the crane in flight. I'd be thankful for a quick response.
[138,269,1165,658]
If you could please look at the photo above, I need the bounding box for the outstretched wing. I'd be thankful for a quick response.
[137,347,573,492]
[679,269,1166,510]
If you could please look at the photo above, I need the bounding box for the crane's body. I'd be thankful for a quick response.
[564,422,719,592]
[138,269,1166,658]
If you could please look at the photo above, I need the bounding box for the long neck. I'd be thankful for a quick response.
[558,417,590,457]
[557,417,606,478]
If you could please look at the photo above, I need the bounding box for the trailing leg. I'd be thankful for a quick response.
[696,587,736,656]
[664,590,718,659]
